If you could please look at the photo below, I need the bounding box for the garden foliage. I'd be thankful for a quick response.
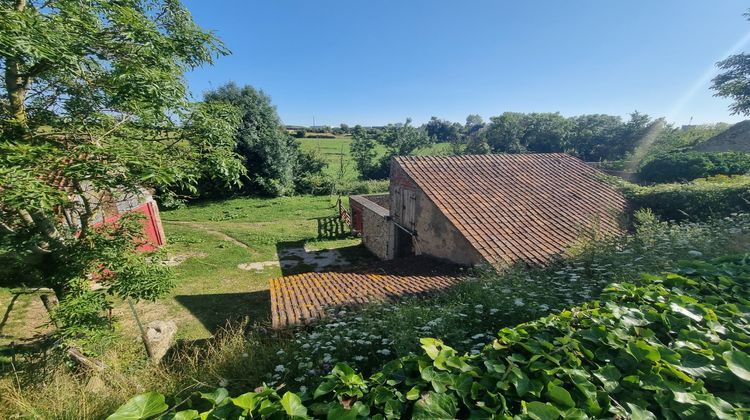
[200,82,328,197]
[622,175,750,222]
[0,0,242,343]
[112,253,750,419]
[639,151,750,183]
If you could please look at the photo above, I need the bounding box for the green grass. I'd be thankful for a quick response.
[0,195,374,345]
[136,195,373,339]
[297,136,453,181]
[297,136,372,181]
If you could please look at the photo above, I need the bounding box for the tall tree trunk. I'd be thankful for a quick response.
[4,0,28,131]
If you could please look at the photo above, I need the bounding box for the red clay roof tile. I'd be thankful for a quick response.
[394,154,627,266]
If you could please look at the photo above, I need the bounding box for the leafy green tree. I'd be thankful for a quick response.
[485,112,529,153]
[380,118,430,156]
[522,112,573,153]
[351,127,388,179]
[351,119,430,179]
[0,0,243,340]
[567,114,625,161]
[425,117,461,143]
[465,114,485,134]
[712,11,750,115]
[203,82,298,197]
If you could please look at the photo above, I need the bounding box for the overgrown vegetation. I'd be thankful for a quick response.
[4,210,749,417]
[638,151,750,183]
[0,0,244,346]
[111,225,750,419]
[621,175,750,222]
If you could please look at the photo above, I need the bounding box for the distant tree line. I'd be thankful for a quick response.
[350,111,663,180]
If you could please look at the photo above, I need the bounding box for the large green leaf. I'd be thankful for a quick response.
[723,350,750,382]
[545,383,575,408]
[627,403,656,420]
[107,392,168,420]
[412,392,458,419]
[200,388,229,406]
[524,401,561,420]
[163,410,199,420]
[280,392,309,419]
[231,392,259,412]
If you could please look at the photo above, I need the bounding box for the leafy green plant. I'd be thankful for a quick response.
[0,0,241,348]
[639,151,750,183]
[112,252,750,419]
[621,175,750,221]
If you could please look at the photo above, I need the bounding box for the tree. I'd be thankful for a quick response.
[351,127,388,179]
[425,117,461,143]
[0,0,243,342]
[204,82,298,197]
[712,11,750,115]
[464,114,485,135]
[380,118,430,156]
[522,113,572,153]
[339,123,350,134]
[567,114,624,161]
[485,112,528,153]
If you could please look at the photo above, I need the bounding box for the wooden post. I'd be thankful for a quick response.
[128,299,154,360]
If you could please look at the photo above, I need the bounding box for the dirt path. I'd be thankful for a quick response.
[166,221,249,249]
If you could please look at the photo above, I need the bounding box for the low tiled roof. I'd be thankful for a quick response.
[270,258,462,327]
[394,154,627,266]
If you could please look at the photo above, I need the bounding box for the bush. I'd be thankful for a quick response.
[305,134,337,139]
[335,179,389,195]
[639,151,750,183]
[112,254,750,419]
[622,175,750,221]
[9,213,750,418]
[294,150,335,195]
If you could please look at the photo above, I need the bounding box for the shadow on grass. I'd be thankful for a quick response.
[174,290,271,334]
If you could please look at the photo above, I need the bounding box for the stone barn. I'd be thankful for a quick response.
[351,154,627,267]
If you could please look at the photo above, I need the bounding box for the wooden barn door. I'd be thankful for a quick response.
[402,188,416,231]
[393,186,416,232]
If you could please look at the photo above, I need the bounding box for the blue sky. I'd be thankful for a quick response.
[183,1,750,127]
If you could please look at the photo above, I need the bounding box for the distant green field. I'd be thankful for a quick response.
[297,136,453,181]
[297,136,368,181]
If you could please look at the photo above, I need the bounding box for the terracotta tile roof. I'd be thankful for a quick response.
[270,258,463,328]
[394,154,627,266]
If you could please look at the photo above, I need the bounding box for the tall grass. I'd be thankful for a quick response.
[2,212,749,418]
[0,321,281,418]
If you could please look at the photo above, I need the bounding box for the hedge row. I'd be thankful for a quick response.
[639,151,750,183]
[622,175,750,222]
[110,254,750,419]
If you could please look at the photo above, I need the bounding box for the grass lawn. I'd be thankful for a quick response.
[118,195,374,340]
[0,195,376,349]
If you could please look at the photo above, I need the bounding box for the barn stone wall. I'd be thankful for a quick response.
[411,188,483,266]
[350,195,395,260]
[390,160,483,266]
